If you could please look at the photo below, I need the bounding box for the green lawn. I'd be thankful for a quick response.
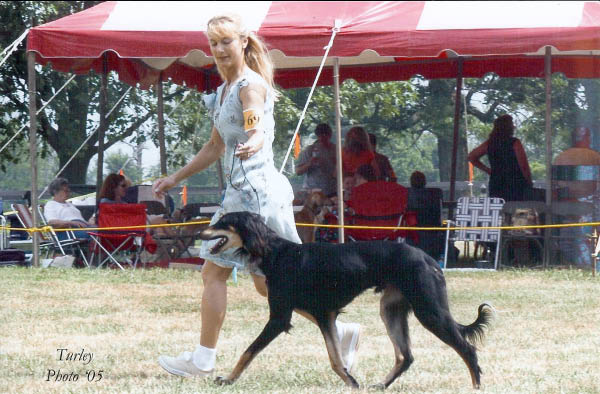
[0,266,598,393]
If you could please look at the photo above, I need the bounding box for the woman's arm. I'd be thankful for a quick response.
[467,140,491,175]
[234,83,266,159]
[153,126,225,195]
[513,138,532,184]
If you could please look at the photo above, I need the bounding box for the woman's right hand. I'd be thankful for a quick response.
[153,175,177,199]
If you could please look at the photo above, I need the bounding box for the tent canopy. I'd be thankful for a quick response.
[27,1,600,90]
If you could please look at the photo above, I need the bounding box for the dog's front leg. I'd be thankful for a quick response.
[215,312,292,385]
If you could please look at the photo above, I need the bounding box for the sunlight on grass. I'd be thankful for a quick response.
[0,267,598,393]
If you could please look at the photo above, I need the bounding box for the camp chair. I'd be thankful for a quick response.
[499,200,546,268]
[37,205,90,267]
[11,203,53,257]
[0,214,9,250]
[151,203,215,261]
[407,187,444,259]
[345,181,415,242]
[140,200,168,216]
[88,203,157,270]
[443,196,505,270]
[549,201,596,268]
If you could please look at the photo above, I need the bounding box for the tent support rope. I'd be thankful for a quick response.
[0,74,77,154]
[278,21,341,174]
[38,86,133,199]
[0,29,29,68]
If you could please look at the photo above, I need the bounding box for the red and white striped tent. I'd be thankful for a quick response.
[24,1,600,264]
[28,1,600,90]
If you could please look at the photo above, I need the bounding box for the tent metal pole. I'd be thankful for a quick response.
[157,72,167,175]
[543,46,553,268]
[96,55,108,199]
[333,58,344,243]
[449,57,464,217]
[27,51,39,267]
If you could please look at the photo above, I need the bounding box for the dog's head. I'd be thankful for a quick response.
[198,211,278,260]
[304,191,333,215]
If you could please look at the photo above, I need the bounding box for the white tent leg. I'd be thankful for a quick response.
[543,46,553,267]
[27,51,39,268]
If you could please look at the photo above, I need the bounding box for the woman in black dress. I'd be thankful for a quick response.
[468,114,532,201]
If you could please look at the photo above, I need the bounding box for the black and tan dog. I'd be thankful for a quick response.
[198,211,493,389]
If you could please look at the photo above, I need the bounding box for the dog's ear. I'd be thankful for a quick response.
[235,212,272,259]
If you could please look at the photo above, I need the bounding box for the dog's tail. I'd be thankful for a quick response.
[459,303,494,346]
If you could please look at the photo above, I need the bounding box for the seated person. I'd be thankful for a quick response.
[353,163,377,187]
[44,177,94,240]
[98,173,130,204]
[97,173,174,237]
[409,170,427,189]
[406,171,444,259]
[553,126,600,268]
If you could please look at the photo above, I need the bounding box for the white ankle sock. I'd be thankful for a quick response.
[192,345,216,371]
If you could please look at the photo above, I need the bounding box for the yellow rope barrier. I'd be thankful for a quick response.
[2,220,600,234]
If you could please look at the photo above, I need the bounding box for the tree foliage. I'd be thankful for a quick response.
[2,1,600,193]
[0,1,186,186]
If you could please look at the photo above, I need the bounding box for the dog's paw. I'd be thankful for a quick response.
[368,383,386,391]
[214,376,234,386]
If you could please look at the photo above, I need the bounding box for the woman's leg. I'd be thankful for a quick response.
[158,259,232,377]
[200,260,233,347]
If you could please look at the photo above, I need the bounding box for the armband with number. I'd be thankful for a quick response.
[243,108,263,133]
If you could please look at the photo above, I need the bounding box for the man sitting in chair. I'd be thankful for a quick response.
[44,178,94,240]
[553,126,600,268]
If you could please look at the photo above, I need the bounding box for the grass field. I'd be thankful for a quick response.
[0,266,599,394]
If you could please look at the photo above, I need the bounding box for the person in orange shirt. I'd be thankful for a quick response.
[552,126,600,268]
[342,126,377,178]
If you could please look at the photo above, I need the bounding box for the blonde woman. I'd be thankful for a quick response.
[154,14,359,377]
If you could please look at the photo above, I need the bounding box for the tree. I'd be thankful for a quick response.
[0,1,185,185]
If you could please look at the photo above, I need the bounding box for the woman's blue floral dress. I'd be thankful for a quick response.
[198,68,301,273]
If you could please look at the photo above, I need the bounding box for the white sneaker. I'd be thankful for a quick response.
[339,322,361,372]
[158,351,214,378]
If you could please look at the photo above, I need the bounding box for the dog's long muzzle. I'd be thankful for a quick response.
[198,227,243,255]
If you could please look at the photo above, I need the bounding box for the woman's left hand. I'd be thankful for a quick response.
[235,129,264,160]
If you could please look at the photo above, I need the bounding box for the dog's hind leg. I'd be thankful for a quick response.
[371,286,414,390]
[412,305,482,389]
[316,311,360,388]
[215,308,293,386]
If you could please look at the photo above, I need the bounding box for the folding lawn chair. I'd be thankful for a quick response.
[37,205,90,267]
[88,203,157,270]
[11,203,53,257]
[345,181,416,243]
[443,196,505,270]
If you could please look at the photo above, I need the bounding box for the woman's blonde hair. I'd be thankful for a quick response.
[207,14,277,93]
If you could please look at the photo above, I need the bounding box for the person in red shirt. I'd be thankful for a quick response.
[342,126,377,177]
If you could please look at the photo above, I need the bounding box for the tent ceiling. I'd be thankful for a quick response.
[27,1,600,90]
